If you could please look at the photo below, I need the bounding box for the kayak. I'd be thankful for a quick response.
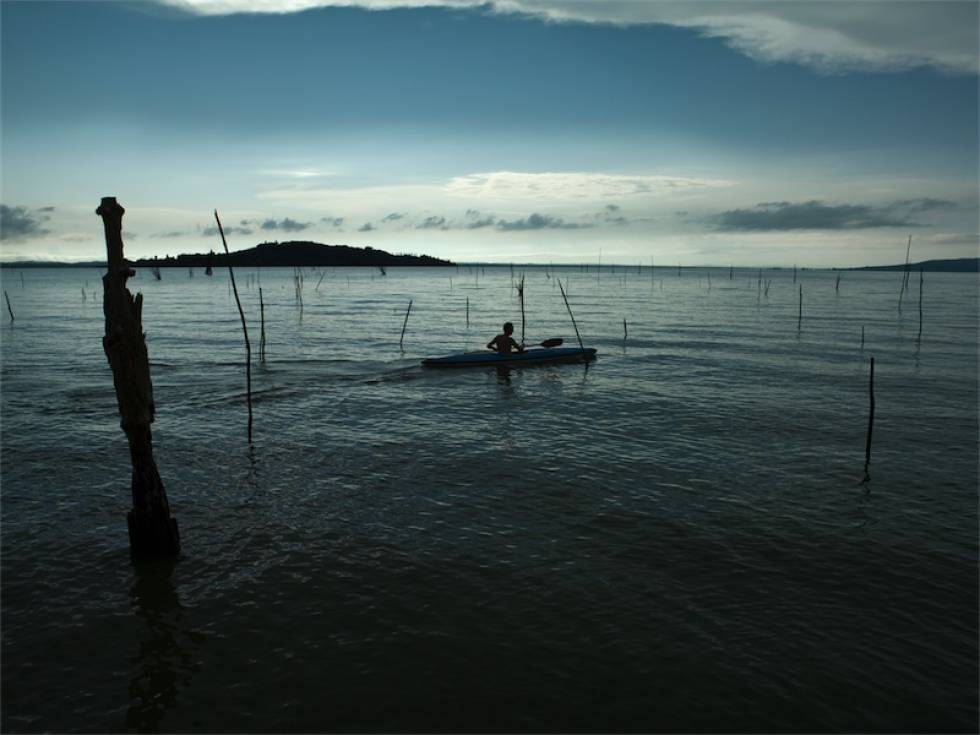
[422,346,597,368]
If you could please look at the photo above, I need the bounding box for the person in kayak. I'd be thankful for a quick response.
[487,322,525,354]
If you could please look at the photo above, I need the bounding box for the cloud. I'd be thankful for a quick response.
[358,222,375,232]
[597,203,628,225]
[260,217,312,232]
[320,216,344,227]
[714,198,957,231]
[446,171,730,201]
[202,225,253,237]
[1,205,51,241]
[464,209,496,229]
[37,206,56,213]
[152,230,188,239]
[416,215,448,230]
[153,1,978,75]
[381,212,405,223]
[496,212,592,231]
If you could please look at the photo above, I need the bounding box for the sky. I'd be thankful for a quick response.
[1,0,977,266]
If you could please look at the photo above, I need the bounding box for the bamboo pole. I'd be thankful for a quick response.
[259,286,267,363]
[97,197,179,558]
[4,291,14,322]
[918,269,923,340]
[863,356,875,482]
[518,274,526,343]
[466,296,469,328]
[798,285,803,330]
[214,210,253,444]
[558,279,584,350]
[399,299,412,350]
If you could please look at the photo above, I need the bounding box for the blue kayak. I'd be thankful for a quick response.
[422,346,597,368]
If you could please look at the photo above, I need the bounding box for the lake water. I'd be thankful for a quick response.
[1,263,977,732]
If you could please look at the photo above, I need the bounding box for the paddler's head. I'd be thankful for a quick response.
[503,322,514,335]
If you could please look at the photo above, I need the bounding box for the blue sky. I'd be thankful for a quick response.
[1,0,977,265]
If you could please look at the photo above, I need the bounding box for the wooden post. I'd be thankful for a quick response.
[798,285,803,330]
[4,291,14,322]
[863,356,875,482]
[214,211,253,443]
[399,299,412,350]
[558,279,584,351]
[97,197,179,558]
[918,269,923,340]
[259,286,267,363]
[518,275,526,344]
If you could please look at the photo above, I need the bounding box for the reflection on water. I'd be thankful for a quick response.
[127,561,204,733]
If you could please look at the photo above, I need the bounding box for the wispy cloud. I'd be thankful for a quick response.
[1,205,51,241]
[154,1,978,74]
[202,224,253,237]
[358,222,375,232]
[714,198,957,231]
[446,171,729,201]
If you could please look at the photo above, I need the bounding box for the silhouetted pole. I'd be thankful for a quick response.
[863,356,875,483]
[4,291,13,322]
[399,299,412,350]
[518,275,526,343]
[98,197,179,558]
[558,279,584,350]
[214,211,253,443]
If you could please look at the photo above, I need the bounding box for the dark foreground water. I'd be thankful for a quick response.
[1,264,977,733]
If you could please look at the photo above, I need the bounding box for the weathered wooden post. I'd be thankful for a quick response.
[98,197,180,558]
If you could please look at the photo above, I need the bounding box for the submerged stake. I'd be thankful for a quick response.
[399,299,413,350]
[863,356,875,482]
[214,210,253,444]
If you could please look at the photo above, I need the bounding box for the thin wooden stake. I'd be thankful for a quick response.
[465,296,469,328]
[863,356,875,483]
[558,279,584,350]
[259,286,267,363]
[4,291,14,322]
[623,318,627,341]
[214,210,252,444]
[518,275,526,343]
[399,299,412,350]
[918,269,923,340]
[798,284,803,330]
[861,325,865,348]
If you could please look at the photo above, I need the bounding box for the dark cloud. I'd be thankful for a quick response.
[382,212,405,223]
[416,215,448,230]
[261,217,311,232]
[202,225,252,237]
[496,213,592,231]
[37,206,56,213]
[1,204,51,240]
[320,216,344,227]
[464,209,496,229]
[152,230,187,239]
[714,198,957,231]
[358,223,375,232]
[596,204,628,226]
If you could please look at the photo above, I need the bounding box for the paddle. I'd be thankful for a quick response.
[490,338,563,353]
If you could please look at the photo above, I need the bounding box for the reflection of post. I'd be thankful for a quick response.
[98,197,180,558]
[127,561,202,732]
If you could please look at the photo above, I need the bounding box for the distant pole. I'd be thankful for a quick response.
[623,318,627,341]
[214,210,253,444]
[918,269,924,340]
[863,356,875,483]
[798,284,803,330]
[4,291,13,322]
[399,299,412,350]
[259,286,267,363]
[518,275,526,343]
[465,296,469,328]
[861,325,865,349]
[98,197,179,558]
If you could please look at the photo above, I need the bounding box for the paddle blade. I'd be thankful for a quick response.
[540,338,563,348]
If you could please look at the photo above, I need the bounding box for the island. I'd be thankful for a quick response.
[134,241,454,268]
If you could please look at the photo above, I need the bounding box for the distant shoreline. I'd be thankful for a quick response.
[2,257,976,272]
